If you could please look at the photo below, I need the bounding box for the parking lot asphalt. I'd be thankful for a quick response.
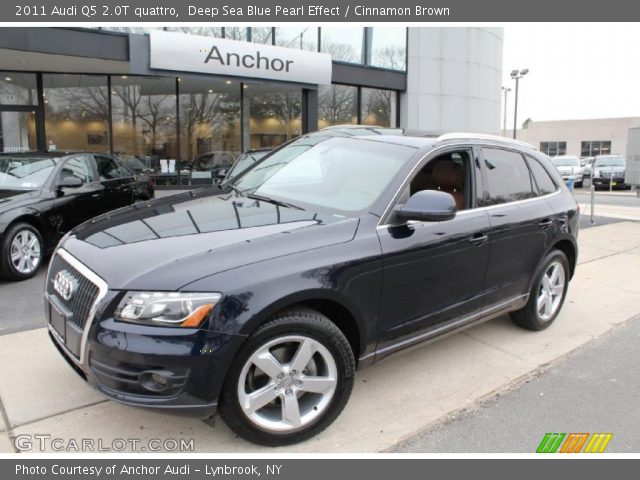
[394,313,640,453]
[0,220,639,453]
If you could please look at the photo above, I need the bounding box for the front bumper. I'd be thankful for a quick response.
[593,177,625,187]
[46,291,246,419]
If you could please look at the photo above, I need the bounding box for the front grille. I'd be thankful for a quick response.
[46,254,100,329]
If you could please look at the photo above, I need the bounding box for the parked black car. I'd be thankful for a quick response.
[116,155,156,200]
[0,152,145,281]
[45,131,579,445]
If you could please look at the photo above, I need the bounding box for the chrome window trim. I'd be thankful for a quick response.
[376,142,562,230]
[45,248,108,367]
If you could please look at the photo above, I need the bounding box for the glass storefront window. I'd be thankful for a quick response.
[111,76,177,177]
[166,27,223,38]
[43,74,109,153]
[0,111,37,153]
[251,27,274,45]
[318,85,358,129]
[179,77,241,184]
[275,27,319,52]
[320,28,364,63]
[0,72,38,105]
[369,27,407,71]
[244,82,302,150]
[361,88,397,127]
[224,27,248,41]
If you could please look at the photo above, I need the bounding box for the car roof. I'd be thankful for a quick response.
[315,126,536,152]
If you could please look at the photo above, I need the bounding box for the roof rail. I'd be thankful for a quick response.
[437,132,536,150]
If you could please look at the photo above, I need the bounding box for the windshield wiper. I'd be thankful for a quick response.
[246,193,305,211]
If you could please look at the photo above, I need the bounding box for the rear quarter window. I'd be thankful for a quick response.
[526,156,558,196]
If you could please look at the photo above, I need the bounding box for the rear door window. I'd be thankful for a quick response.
[481,148,536,206]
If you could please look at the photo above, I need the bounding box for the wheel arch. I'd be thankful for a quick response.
[239,290,365,364]
[551,238,577,278]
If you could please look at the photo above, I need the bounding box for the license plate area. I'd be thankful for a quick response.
[49,298,68,343]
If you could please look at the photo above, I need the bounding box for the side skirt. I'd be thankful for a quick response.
[361,294,529,364]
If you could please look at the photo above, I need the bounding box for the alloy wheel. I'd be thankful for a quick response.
[537,260,565,322]
[237,335,338,433]
[10,229,41,275]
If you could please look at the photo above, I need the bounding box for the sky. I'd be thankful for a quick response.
[502,24,640,127]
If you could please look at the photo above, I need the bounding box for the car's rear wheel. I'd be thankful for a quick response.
[511,250,570,331]
[218,309,355,446]
[0,222,44,281]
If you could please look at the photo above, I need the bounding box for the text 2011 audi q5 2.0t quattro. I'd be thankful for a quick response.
[46,129,579,445]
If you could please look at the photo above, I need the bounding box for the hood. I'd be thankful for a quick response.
[0,189,42,216]
[61,188,359,290]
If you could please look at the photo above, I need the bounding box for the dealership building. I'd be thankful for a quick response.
[516,116,640,158]
[0,27,503,184]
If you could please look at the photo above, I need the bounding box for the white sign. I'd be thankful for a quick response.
[149,30,332,85]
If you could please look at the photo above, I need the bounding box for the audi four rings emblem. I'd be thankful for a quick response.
[53,270,78,301]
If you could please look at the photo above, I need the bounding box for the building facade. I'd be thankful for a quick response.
[0,26,503,185]
[516,117,640,158]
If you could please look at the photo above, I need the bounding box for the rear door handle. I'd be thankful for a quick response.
[539,219,553,230]
[468,233,488,245]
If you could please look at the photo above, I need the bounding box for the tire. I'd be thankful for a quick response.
[218,309,355,446]
[511,250,570,331]
[575,181,583,188]
[0,222,44,281]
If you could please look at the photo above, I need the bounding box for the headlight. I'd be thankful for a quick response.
[115,292,222,327]
[594,170,601,177]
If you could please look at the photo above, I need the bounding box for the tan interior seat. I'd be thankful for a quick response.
[410,158,465,210]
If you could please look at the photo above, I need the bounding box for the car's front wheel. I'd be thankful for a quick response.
[0,222,44,281]
[219,309,355,446]
[511,249,570,331]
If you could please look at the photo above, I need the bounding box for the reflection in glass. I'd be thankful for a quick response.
[178,77,241,183]
[0,72,38,105]
[361,88,397,128]
[369,27,407,71]
[275,27,318,51]
[251,27,273,45]
[318,85,357,129]
[43,74,109,153]
[111,76,177,177]
[224,27,248,41]
[246,83,302,149]
[166,26,223,37]
[320,27,364,63]
[0,111,37,153]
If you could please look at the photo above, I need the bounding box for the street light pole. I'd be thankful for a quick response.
[510,68,529,139]
[502,86,511,137]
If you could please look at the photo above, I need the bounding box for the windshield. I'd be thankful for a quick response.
[595,156,625,167]
[0,157,59,190]
[231,135,417,214]
[551,157,580,167]
[227,150,270,179]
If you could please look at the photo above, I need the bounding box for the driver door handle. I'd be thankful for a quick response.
[468,233,488,246]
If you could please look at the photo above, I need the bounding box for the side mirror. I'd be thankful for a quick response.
[215,169,228,180]
[57,176,84,189]
[396,190,457,222]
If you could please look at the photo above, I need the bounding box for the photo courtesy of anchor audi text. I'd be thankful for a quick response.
[0,0,640,478]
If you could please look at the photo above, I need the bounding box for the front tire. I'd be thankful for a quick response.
[218,309,355,446]
[511,250,570,331]
[0,222,44,281]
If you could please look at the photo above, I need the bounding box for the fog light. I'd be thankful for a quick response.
[139,371,172,392]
